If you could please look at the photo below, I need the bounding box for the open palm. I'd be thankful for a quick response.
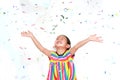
[21,31,33,37]
[89,34,103,42]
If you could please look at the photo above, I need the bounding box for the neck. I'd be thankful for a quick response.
[56,48,67,55]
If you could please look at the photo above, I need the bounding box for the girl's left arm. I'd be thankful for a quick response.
[70,34,102,55]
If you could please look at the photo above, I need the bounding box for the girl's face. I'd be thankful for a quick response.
[54,35,70,49]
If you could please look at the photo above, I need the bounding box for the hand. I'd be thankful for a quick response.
[88,34,103,42]
[21,31,33,37]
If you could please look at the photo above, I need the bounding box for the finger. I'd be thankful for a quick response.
[97,38,103,43]
[21,31,27,36]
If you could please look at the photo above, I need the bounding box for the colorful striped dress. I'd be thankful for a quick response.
[47,50,77,80]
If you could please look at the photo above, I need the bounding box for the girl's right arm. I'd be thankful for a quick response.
[70,34,102,55]
[21,31,51,57]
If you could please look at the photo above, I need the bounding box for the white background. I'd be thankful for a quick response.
[0,0,120,80]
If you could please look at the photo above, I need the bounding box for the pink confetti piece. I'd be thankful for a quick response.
[31,24,36,27]
[40,27,45,30]
[27,58,31,60]
[19,46,23,49]
[19,46,27,50]
[94,21,97,24]
[69,1,72,3]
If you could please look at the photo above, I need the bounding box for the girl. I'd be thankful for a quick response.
[21,31,102,80]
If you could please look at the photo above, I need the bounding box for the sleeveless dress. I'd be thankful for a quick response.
[47,50,77,80]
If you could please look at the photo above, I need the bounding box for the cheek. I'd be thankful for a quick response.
[63,40,68,44]
[54,42,57,46]
[54,40,57,44]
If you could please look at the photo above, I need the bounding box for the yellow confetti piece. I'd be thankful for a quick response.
[115,13,119,16]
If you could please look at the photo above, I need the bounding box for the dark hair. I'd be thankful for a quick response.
[62,35,71,50]
[61,35,75,56]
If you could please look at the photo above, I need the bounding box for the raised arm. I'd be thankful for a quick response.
[21,31,51,57]
[70,34,102,55]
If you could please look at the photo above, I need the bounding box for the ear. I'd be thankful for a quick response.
[66,44,71,49]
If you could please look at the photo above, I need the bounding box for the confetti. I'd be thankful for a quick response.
[31,24,36,27]
[104,71,107,74]
[64,8,69,12]
[3,12,6,14]
[27,58,31,60]
[60,15,64,19]
[36,57,39,62]
[115,13,119,16]
[41,74,45,77]
[40,27,45,30]
[23,65,25,69]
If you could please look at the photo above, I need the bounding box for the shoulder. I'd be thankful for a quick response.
[68,49,75,58]
[49,50,57,57]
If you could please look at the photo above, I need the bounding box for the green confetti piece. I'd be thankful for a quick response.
[36,57,40,62]
[41,74,45,77]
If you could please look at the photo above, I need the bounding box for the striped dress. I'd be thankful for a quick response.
[47,50,77,80]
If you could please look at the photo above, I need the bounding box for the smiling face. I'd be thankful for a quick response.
[54,35,71,50]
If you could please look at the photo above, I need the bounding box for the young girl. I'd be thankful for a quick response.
[21,31,102,80]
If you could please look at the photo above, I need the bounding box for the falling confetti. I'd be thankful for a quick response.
[40,27,45,30]
[1,0,120,80]
[27,58,31,60]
